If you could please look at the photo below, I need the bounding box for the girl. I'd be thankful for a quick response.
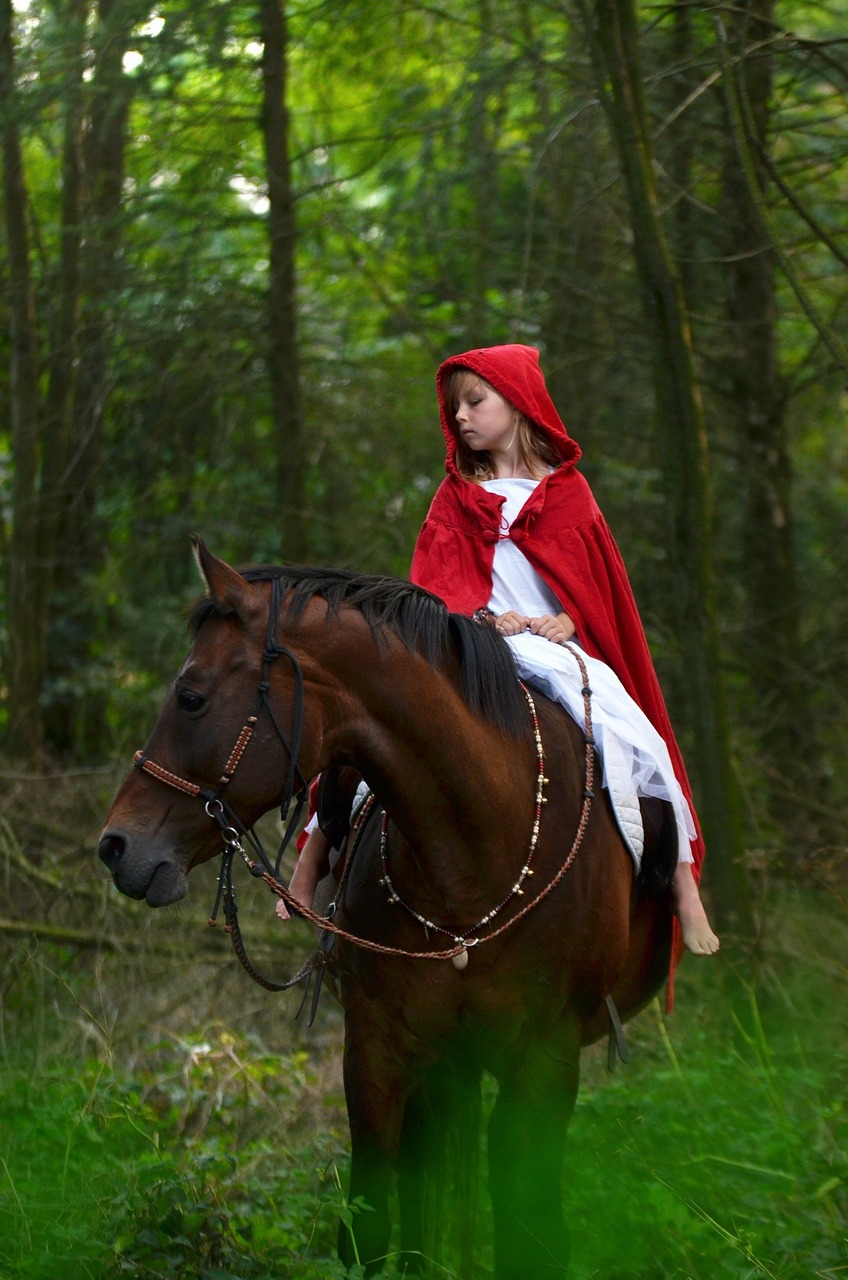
[285,344,718,957]
[411,343,717,955]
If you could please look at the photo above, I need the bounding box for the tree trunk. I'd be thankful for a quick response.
[40,0,87,636]
[66,0,131,567]
[534,63,607,462]
[579,0,753,934]
[666,0,697,308]
[44,0,133,754]
[260,0,308,560]
[1,0,44,756]
[719,3,823,850]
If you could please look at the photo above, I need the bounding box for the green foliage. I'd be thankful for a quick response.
[0,885,845,1279]
[0,1030,354,1280]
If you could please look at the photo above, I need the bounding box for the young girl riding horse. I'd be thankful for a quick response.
[284,344,718,956]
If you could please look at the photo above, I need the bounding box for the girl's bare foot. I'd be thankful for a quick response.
[673,862,720,955]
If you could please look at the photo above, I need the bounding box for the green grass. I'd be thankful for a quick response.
[567,994,846,1279]
[561,893,848,1280]
[0,888,845,1279]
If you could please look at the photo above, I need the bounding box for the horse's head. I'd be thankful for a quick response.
[98,539,310,906]
[99,538,533,908]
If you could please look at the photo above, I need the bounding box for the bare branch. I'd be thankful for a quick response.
[714,14,848,375]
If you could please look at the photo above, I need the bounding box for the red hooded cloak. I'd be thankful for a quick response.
[409,344,703,995]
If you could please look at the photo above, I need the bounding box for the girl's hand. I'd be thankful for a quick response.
[494,610,531,636]
[529,612,576,645]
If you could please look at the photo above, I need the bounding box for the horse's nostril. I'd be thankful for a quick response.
[98,833,126,869]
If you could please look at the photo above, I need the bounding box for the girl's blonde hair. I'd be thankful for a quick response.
[446,368,560,481]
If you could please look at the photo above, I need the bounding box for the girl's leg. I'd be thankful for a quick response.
[276,826,332,920]
[673,861,720,954]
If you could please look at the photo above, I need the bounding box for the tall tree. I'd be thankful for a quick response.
[45,0,136,752]
[260,0,307,560]
[718,3,823,844]
[577,0,752,933]
[1,0,43,755]
[40,0,87,623]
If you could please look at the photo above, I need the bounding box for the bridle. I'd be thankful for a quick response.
[131,578,597,988]
[133,575,316,989]
[135,575,310,872]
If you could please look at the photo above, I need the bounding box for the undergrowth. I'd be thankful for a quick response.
[0,1027,354,1280]
[0,767,844,1280]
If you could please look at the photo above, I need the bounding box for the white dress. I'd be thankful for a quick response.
[481,477,695,864]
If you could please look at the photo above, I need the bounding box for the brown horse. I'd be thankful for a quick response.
[99,540,676,1279]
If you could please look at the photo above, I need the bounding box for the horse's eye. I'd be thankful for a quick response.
[177,689,206,714]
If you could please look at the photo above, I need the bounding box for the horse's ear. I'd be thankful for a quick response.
[191,535,262,620]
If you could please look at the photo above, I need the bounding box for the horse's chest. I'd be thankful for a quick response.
[341,952,566,1060]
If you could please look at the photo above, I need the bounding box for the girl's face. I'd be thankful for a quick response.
[452,377,517,458]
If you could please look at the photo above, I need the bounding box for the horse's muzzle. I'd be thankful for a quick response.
[98,829,189,905]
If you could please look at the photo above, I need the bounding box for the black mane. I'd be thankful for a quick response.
[190,565,529,739]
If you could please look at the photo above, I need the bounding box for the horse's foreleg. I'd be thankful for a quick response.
[340,1031,413,1276]
[396,1056,483,1274]
[488,1026,581,1280]
[396,1080,429,1272]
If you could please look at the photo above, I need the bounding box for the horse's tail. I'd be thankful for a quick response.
[397,1054,484,1275]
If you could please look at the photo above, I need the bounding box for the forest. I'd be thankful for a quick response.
[0,0,846,1277]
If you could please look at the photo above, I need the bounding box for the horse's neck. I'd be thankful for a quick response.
[318,643,533,862]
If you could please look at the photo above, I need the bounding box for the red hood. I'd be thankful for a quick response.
[436,345,582,474]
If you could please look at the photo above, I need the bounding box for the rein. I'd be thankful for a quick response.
[132,578,597,984]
